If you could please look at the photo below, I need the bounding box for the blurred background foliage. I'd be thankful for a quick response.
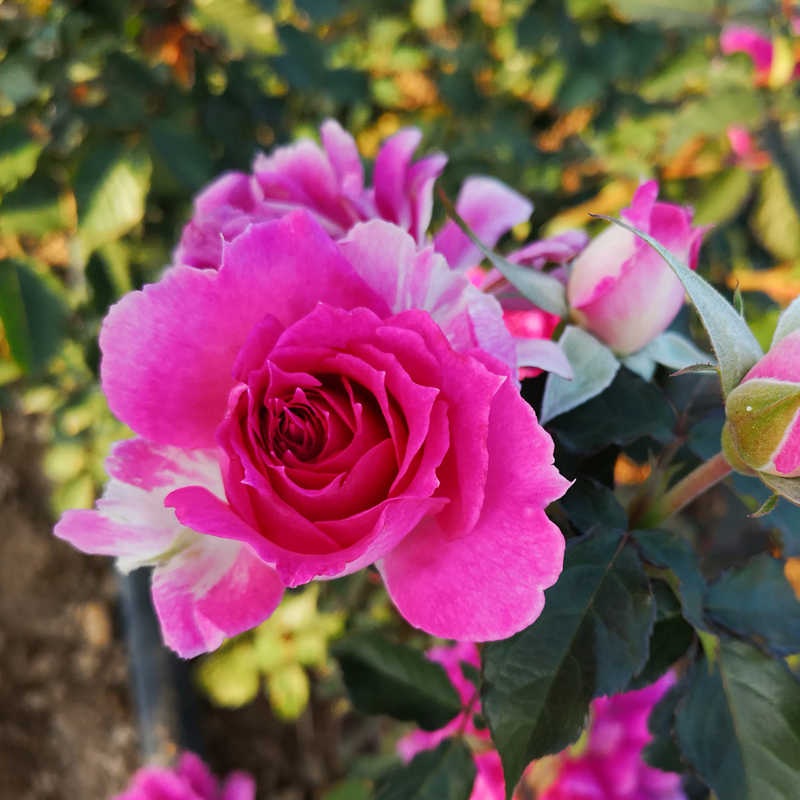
[4,0,800,790]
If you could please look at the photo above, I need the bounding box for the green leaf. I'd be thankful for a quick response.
[331,633,463,731]
[74,142,152,261]
[628,581,694,690]
[693,168,753,227]
[148,120,215,193]
[439,190,568,318]
[607,0,715,27]
[595,215,763,397]
[637,331,714,372]
[481,528,655,796]
[676,640,800,800]
[0,259,66,375]
[632,529,707,631]
[772,293,800,346]
[705,554,800,656]
[753,167,800,262]
[558,478,627,535]
[642,682,686,773]
[0,121,41,193]
[375,738,476,800]
[548,367,677,454]
[541,326,620,424]
[0,176,71,236]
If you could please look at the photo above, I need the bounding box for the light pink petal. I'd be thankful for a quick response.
[433,176,533,271]
[373,127,424,231]
[152,536,284,658]
[379,353,569,641]
[508,229,589,268]
[54,439,223,571]
[621,180,659,231]
[320,118,365,200]
[742,328,800,384]
[407,152,448,244]
[339,221,517,371]
[721,24,774,74]
[101,212,389,448]
[728,124,756,158]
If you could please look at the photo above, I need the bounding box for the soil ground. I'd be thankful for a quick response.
[0,411,347,799]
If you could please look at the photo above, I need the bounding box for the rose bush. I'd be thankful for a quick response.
[112,752,255,800]
[56,212,569,656]
[566,182,707,356]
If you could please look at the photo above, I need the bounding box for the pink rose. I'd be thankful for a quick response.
[720,24,776,83]
[111,752,255,800]
[56,213,568,655]
[724,329,800,477]
[567,182,708,355]
[533,673,685,800]
[176,119,532,273]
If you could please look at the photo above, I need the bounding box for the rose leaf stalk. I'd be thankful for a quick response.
[632,452,733,528]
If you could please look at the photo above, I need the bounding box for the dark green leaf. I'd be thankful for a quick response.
[375,738,476,800]
[705,555,800,656]
[548,368,676,454]
[148,120,215,194]
[676,640,800,800]
[481,528,655,795]
[0,121,41,192]
[0,259,66,375]
[643,682,686,774]
[633,529,707,631]
[559,478,627,535]
[629,581,694,690]
[331,633,463,731]
[0,176,70,236]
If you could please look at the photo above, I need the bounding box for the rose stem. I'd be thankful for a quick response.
[632,452,733,529]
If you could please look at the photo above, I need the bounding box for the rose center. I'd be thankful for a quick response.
[272,403,324,462]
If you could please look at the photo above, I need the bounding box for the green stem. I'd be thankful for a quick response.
[634,452,733,529]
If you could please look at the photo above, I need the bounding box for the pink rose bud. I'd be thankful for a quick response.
[567,182,707,355]
[724,330,800,477]
[720,24,775,84]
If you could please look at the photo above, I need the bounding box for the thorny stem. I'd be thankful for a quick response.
[634,452,733,529]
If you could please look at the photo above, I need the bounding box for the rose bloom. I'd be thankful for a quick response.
[567,182,708,355]
[55,212,569,657]
[175,118,533,275]
[532,673,685,800]
[111,752,255,800]
[720,20,800,87]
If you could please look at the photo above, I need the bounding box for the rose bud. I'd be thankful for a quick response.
[724,329,800,478]
[567,181,708,355]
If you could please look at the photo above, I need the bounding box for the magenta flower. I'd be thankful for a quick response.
[175,119,532,273]
[56,213,568,656]
[397,643,506,800]
[112,752,255,800]
[567,182,708,356]
[720,24,776,83]
[535,674,685,800]
[725,329,800,477]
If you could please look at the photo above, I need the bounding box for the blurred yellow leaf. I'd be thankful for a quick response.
[785,558,800,603]
[195,640,261,708]
[753,167,800,261]
[727,263,800,304]
[543,179,637,236]
[411,0,446,29]
[769,36,797,89]
[267,662,310,720]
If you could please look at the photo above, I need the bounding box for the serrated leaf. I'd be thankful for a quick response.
[548,367,677,454]
[676,640,800,800]
[558,477,627,535]
[595,215,763,397]
[629,581,694,690]
[74,143,152,261]
[439,191,568,317]
[481,528,655,796]
[331,633,462,731]
[375,738,476,800]
[632,529,707,631]
[705,554,800,656]
[541,326,620,423]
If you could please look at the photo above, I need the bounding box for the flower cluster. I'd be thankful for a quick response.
[399,644,685,800]
[111,752,255,800]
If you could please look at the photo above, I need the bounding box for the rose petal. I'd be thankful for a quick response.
[379,353,569,641]
[101,212,389,448]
